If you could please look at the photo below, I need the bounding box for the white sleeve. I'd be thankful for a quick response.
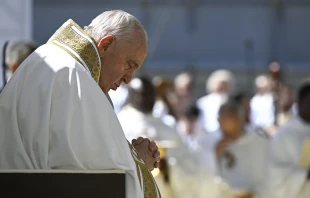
[262,133,307,198]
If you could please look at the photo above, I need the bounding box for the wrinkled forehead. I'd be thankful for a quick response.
[126,40,148,66]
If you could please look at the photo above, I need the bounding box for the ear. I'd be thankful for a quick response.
[10,63,19,73]
[97,35,114,52]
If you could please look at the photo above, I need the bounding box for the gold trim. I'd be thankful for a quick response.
[48,19,101,83]
[128,143,162,198]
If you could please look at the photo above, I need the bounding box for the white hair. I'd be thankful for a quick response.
[5,41,37,67]
[206,69,235,93]
[255,74,270,89]
[174,72,192,88]
[84,10,147,44]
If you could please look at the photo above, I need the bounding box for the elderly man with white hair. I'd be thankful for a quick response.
[5,41,38,75]
[0,10,161,198]
[250,74,276,134]
[0,41,37,92]
[197,69,235,133]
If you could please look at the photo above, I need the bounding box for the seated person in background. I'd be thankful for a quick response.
[167,72,194,121]
[215,101,269,198]
[176,105,205,150]
[197,69,235,133]
[276,84,295,127]
[250,74,276,135]
[263,79,310,198]
[1,41,37,92]
[152,76,176,127]
[118,76,178,142]
[5,41,38,76]
[229,92,251,125]
[118,76,202,198]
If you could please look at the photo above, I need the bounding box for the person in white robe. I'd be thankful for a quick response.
[0,10,162,198]
[166,72,194,121]
[250,74,276,134]
[152,76,176,128]
[118,76,182,198]
[262,79,310,198]
[1,41,37,91]
[198,101,269,198]
[118,76,205,198]
[118,77,178,142]
[276,84,295,127]
[197,69,235,133]
[176,105,206,150]
[5,41,38,76]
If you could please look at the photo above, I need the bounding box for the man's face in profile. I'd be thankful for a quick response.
[97,33,147,93]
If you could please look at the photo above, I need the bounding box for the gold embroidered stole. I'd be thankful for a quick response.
[48,19,101,83]
[48,19,161,197]
[128,143,162,198]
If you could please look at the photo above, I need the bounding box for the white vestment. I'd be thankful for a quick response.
[195,129,237,197]
[250,93,275,128]
[197,93,228,133]
[118,104,178,142]
[217,127,269,195]
[197,126,269,197]
[0,19,160,198]
[176,120,205,150]
[118,104,183,197]
[263,117,310,198]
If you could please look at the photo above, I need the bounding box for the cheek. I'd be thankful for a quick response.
[221,119,237,129]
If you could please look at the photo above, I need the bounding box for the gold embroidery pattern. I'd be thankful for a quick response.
[48,19,101,83]
[128,143,162,198]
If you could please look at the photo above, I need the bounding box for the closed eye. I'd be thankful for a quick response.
[126,62,133,70]
[127,60,139,70]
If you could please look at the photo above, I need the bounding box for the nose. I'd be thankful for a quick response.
[123,72,133,84]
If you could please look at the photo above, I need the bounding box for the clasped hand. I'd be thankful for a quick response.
[132,137,160,171]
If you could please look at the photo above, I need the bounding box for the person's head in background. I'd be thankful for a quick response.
[182,105,200,135]
[229,92,251,124]
[5,41,38,74]
[254,74,272,95]
[268,62,282,93]
[84,10,148,93]
[174,72,193,98]
[206,69,235,94]
[218,101,245,141]
[277,84,295,113]
[128,76,156,114]
[152,76,172,99]
[297,79,310,123]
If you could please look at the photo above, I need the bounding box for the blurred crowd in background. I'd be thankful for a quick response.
[108,62,298,198]
[1,28,309,197]
[1,0,310,197]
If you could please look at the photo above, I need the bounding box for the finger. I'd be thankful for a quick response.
[149,141,158,152]
[153,150,160,159]
[154,156,160,168]
[144,138,151,144]
[135,137,144,145]
[131,139,137,145]
[154,161,159,169]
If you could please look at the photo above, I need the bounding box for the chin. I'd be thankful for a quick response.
[100,86,109,93]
